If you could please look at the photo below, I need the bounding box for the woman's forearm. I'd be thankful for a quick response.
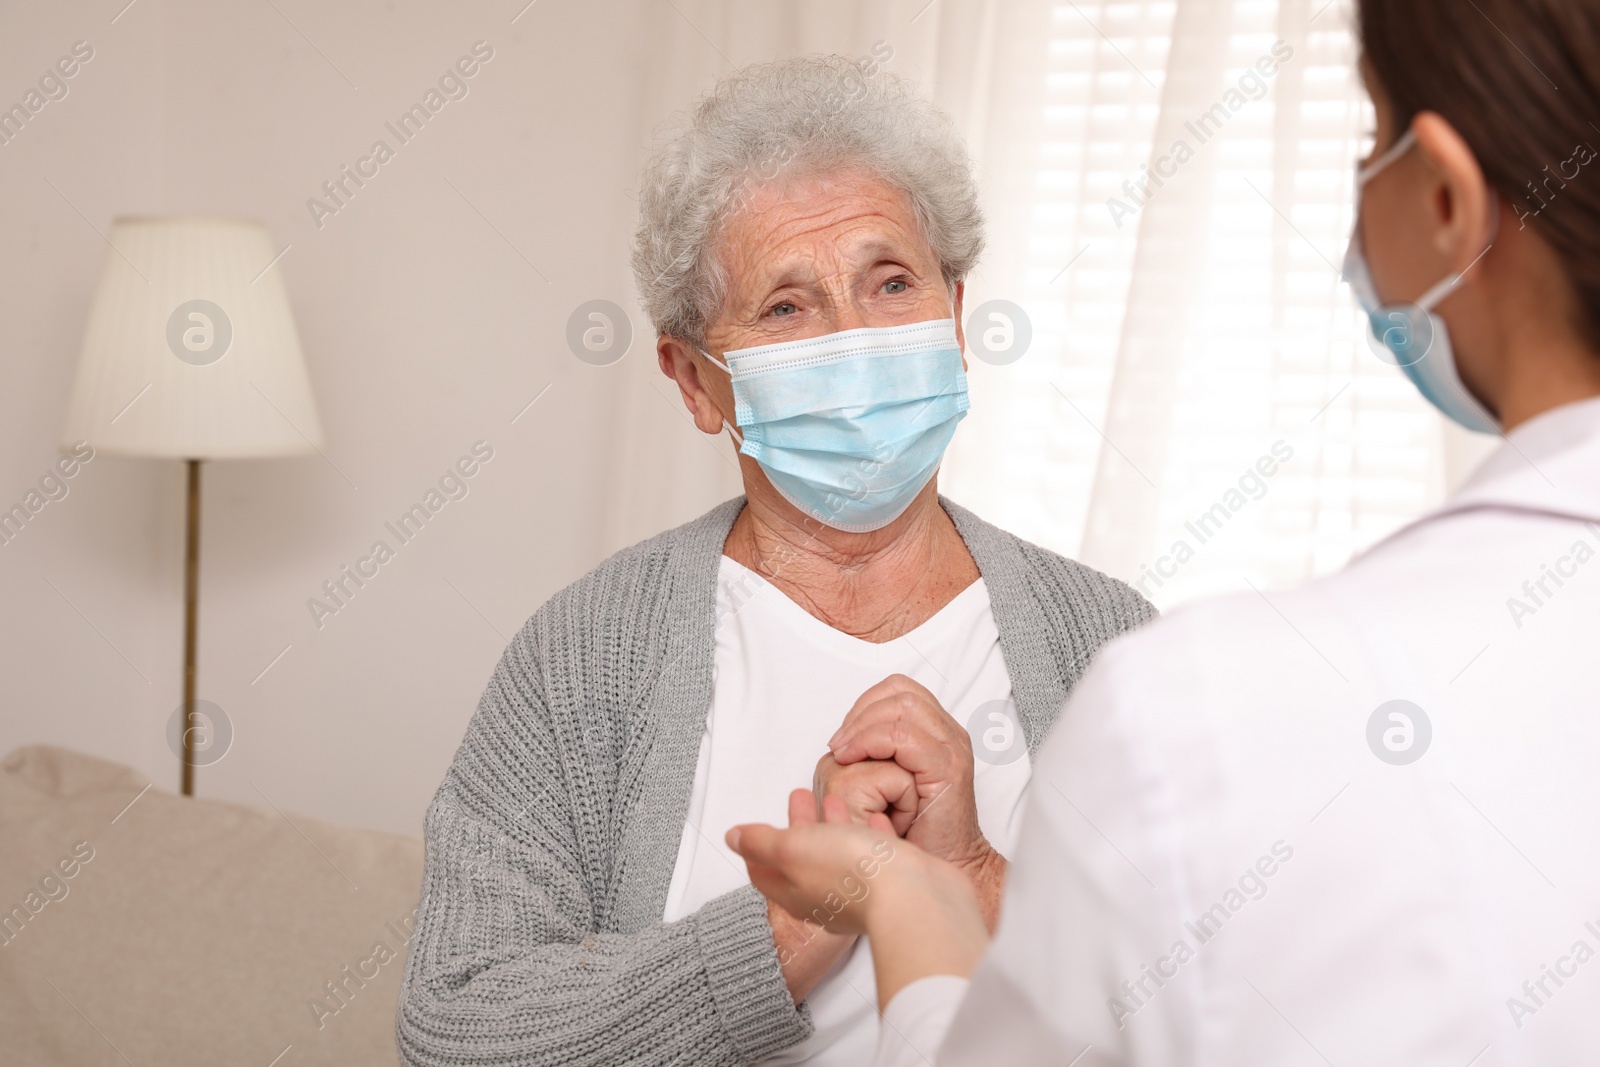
[950,842,1010,934]
[863,853,992,1009]
[769,897,858,1002]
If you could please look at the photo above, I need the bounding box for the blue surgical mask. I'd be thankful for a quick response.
[1342,128,1500,434]
[701,318,968,532]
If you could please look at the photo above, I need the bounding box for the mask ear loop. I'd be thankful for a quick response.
[1357,126,1419,186]
[698,347,746,448]
[1407,189,1503,431]
[1347,128,1421,308]
[1355,124,1500,311]
[1415,190,1500,312]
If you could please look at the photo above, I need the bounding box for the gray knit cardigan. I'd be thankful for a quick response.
[395,497,1155,1067]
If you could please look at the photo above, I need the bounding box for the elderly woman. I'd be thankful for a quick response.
[396,55,1153,1067]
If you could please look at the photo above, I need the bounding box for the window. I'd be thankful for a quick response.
[943,0,1451,608]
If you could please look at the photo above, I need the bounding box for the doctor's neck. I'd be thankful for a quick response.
[1457,198,1600,432]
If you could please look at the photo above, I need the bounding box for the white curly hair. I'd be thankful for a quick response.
[631,52,985,347]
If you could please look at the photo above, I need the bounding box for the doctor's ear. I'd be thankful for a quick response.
[658,336,730,435]
[1410,111,1496,272]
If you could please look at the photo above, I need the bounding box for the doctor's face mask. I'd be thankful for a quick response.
[701,318,968,533]
[1342,127,1500,434]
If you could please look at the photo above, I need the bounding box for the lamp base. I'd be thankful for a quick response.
[181,459,200,796]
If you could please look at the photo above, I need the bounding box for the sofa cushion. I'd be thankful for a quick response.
[0,745,424,1066]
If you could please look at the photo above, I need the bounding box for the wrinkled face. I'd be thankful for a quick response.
[655,167,969,521]
[702,167,963,360]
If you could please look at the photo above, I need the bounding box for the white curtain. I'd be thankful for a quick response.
[601,0,1498,607]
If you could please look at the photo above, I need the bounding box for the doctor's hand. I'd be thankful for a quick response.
[826,674,1009,931]
[728,790,990,1010]
[766,787,858,1005]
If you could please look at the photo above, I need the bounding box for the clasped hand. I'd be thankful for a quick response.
[734,675,1009,940]
[728,675,1000,1007]
[814,675,1000,877]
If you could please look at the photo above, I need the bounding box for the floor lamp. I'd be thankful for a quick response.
[60,217,323,796]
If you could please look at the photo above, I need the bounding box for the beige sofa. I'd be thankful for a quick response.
[0,745,424,1066]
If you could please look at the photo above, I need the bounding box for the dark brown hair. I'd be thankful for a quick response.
[1360,0,1600,343]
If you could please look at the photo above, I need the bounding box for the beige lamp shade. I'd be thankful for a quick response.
[60,217,323,459]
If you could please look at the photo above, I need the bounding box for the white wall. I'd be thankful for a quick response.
[1,0,1490,840]
[0,0,754,835]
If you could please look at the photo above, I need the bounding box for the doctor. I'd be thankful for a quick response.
[727,0,1600,1062]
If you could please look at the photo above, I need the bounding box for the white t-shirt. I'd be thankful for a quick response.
[662,556,1032,1066]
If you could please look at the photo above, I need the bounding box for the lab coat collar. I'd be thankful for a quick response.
[1416,395,1600,532]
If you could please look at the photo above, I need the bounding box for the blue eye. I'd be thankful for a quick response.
[770,302,797,317]
[884,279,908,294]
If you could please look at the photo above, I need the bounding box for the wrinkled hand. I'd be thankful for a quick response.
[812,752,919,836]
[826,674,1008,929]
[826,675,986,863]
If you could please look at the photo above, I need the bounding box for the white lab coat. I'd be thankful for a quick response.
[879,396,1600,1067]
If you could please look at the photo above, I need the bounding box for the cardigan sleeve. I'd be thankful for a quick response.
[395,622,811,1066]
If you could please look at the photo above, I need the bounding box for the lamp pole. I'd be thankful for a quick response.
[181,458,200,796]
[60,218,323,795]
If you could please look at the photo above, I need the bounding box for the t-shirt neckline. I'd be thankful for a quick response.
[717,554,991,657]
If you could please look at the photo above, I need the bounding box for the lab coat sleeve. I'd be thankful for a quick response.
[929,634,1204,1066]
[876,975,972,1067]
